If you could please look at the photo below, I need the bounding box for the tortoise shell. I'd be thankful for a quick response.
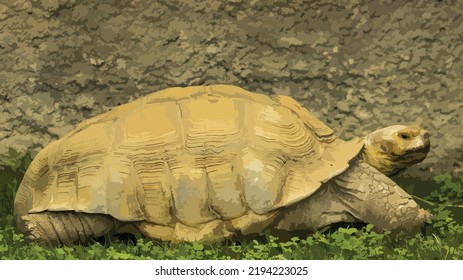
[15,85,364,229]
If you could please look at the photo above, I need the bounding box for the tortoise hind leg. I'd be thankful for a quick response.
[19,212,116,247]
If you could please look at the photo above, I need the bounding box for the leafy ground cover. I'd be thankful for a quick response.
[1,150,462,260]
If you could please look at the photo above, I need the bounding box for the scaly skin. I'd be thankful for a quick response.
[276,159,432,235]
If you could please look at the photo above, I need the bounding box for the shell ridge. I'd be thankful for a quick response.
[163,157,178,225]
[130,159,148,221]
[271,95,335,141]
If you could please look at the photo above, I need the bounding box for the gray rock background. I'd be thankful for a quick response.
[0,0,461,180]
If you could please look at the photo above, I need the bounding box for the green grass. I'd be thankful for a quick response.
[1,150,463,260]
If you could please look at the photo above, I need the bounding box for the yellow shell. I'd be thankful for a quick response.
[14,85,364,229]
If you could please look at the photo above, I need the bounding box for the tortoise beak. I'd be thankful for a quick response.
[415,131,430,152]
[407,129,430,152]
[405,130,430,164]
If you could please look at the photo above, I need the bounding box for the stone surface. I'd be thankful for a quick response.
[0,0,462,179]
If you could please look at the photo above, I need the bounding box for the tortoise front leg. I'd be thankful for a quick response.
[332,160,432,235]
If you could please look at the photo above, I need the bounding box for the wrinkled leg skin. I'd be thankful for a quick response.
[333,160,432,235]
[276,159,432,236]
[17,212,116,247]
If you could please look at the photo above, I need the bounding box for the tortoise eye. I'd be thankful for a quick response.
[399,133,410,140]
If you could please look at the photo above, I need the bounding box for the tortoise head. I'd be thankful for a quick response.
[360,125,430,175]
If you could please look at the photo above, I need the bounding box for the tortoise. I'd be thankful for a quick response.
[14,85,432,246]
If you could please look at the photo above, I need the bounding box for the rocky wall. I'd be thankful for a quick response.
[0,0,462,179]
